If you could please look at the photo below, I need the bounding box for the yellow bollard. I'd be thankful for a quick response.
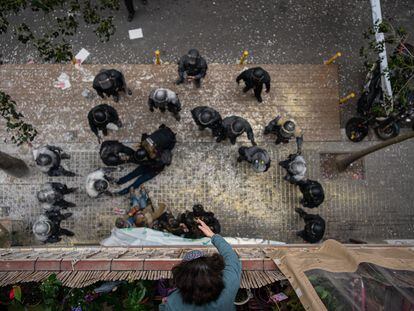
[155,50,161,65]
[339,92,355,105]
[239,51,249,65]
[324,52,342,65]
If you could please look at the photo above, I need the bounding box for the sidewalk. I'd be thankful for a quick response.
[0,64,413,245]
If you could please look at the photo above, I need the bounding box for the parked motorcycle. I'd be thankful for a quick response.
[346,97,414,142]
[346,41,414,142]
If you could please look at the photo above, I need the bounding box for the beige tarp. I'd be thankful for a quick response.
[268,239,414,311]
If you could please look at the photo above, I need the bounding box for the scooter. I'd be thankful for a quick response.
[346,98,414,141]
[346,41,414,142]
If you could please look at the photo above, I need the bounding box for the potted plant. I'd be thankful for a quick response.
[234,288,253,306]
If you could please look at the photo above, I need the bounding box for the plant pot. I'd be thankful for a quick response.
[234,288,253,305]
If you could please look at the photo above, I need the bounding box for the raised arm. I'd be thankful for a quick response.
[264,72,271,92]
[236,70,247,84]
[177,56,186,78]
[148,94,155,111]
[87,111,100,140]
[245,123,256,146]
[197,220,241,291]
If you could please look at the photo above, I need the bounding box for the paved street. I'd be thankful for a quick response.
[1,64,413,245]
[0,0,414,246]
[1,0,413,124]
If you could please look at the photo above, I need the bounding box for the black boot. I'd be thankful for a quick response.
[176,78,184,85]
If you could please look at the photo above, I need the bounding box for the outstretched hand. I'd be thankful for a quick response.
[196,219,215,238]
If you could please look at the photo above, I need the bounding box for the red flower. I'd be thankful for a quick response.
[9,288,14,300]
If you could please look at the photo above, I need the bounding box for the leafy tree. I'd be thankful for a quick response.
[360,21,414,116]
[0,91,37,146]
[40,274,63,311]
[0,0,120,62]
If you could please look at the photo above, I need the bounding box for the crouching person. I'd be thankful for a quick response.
[86,168,116,198]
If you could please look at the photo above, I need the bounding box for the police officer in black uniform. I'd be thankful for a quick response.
[297,180,325,208]
[217,116,256,145]
[179,204,221,239]
[191,106,223,138]
[99,140,136,166]
[32,145,75,177]
[295,208,325,243]
[116,124,176,195]
[237,146,271,173]
[148,88,181,121]
[37,182,77,210]
[176,49,208,88]
[33,210,74,244]
[87,104,123,143]
[264,116,303,153]
[236,67,271,103]
[92,69,132,102]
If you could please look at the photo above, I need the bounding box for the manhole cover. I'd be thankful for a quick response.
[320,153,365,180]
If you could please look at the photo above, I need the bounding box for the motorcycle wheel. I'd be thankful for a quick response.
[345,117,369,142]
[375,122,400,140]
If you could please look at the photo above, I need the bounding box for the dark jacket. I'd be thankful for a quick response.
[298,180,325,208]
[191,106,223,137]
[238,146,271,172]
[100,140,135,166]
[236,67,271,91]
[87,104,121,138]
[93,69,126,97]
[179,207,221,239]
[37,182,76,210]
[222,116,255,144]
[178,55,208,79]
[44,211,74,243]
[148,88,181,113]
[302,214,325,243]
[141,124,177,154]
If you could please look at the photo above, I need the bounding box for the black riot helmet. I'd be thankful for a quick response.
[37,189,60,204]
[134,148,148,162]
[252,68,265,81]
[96,71,114,90]
[308,182,325,201]
[168,217,179,228]
[94,179,109,192]
[282,120,296,135]
[187,49,200,65]
[252,151,270,173]
[92,107,108,124]
[36,154,52,167]
[199,110,213,125]
[311,223,324,236]
[231,119,244,135]
[154,89,168,103]
[193,204,205,216]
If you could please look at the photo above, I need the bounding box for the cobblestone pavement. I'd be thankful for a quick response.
[1,0,413,125]
[1,64,414,245]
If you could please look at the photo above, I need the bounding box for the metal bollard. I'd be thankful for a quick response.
[155,50,161,65]
[239,51,249,65]
[339,92,355,105]
[324,52,342,65]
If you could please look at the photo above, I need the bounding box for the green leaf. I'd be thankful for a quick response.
[320,290,329,299]
[13,285,22,302]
